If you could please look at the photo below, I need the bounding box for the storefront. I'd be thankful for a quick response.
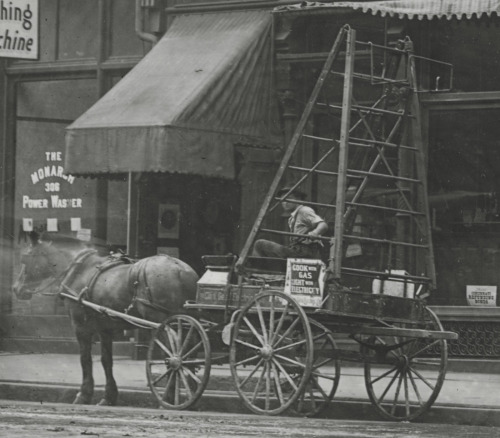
[1,0,500,358]
[0,0,280,352]
[273,0,500,357]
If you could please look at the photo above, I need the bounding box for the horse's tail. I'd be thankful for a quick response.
[128,255,198,323]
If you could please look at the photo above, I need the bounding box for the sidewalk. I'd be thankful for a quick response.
[0,352,499,426]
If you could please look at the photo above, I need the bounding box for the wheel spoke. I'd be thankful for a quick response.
[312,370,338,382]
[271,361,285,406]
[265,361,271,411]
[251,363,267,403]
[182,340,203,360]
[179,325,195,357]
[154,338,174,358]
[370,365,399,385]
[165,326,179,353]
[179,369,194,398]
[408,370,424,406]
[162,370,175,401]
[152,370,169,386]
[174,371,180,405]
[273,337,308,354]
[274,353,307,369]
[390,370,404,415]
[377,368,401,404]
[183,366,202,385]
[244,317,265,346]
[256,302,269,344]
[272,357,299,391]
[408,365,436,391]
[235,338,261,351]
[270,302,290,344]
[236,354,261,367]
[274,316,301,349]
[177,319,184,349]
[408,340,441,360]
[310,374,329,399]
[404,370,410,417]
[180,359,208,366]
[268,298,276,344]
[239,358,264,389]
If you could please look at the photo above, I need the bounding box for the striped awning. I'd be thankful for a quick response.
[65,10,279,179]
[276,0,500,20]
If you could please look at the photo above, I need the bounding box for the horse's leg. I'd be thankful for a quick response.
[97,329,118,406]
[73,326,94,404]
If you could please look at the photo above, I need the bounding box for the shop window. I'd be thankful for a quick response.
[58,0,98,60]
[429,109,500,305]
[11,0,57,64]
[110,0,145,58]
[17,79,96,120]
[429,20,500,92]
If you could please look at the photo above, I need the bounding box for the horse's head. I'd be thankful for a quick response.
[13,239,72,299]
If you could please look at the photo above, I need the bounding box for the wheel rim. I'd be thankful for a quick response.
[292,320,341,417]
[229,291,313,415]
[363,308,448,421]
[146,314,211,410]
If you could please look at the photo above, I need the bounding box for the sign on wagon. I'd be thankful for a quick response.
[0,0,38,60]
[284,258,325,308]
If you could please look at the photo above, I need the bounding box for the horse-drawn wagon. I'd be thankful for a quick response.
[15,25,457,421]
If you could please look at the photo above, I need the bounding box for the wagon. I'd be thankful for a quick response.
[140,25,458,421]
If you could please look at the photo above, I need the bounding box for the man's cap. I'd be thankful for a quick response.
[277,186,307,200]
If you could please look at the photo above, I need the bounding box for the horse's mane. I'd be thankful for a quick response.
[39,233,98,260]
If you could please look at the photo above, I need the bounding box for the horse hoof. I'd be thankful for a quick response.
[97,398,116,406]
[73,392,92,405]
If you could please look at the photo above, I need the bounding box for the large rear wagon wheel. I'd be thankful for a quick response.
[146,314,211,410]
[229,291,313,415]
[292,320,341,417]
[362,308,447,421]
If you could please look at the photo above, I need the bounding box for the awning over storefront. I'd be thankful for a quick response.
[276,0,500,20]
[65,11,279,179]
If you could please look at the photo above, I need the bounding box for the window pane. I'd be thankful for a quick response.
[429,109,500,305]
[429,21,500,92]
[110,0,144,57]
[17,79,97,120]
[58,0,99,60]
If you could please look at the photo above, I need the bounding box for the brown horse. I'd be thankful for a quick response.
[13,234,198,406]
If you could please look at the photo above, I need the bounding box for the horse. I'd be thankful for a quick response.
[13,233,198,406]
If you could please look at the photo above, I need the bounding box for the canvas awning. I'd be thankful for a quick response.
[65,10,280,179]
[276,0,500,20]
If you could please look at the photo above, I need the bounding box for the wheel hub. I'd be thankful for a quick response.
[168,355,182,370]
[260,344,273,361]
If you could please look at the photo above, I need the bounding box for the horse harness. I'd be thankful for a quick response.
[60,251,172,316]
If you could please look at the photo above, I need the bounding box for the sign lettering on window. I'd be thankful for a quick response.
[0,0,38,59]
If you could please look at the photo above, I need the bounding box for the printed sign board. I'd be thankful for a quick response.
[0,0,38,59]
[284,258,325,308]
[466,285,497,306]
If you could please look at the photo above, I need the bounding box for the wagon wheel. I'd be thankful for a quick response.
[229,290,313,415]
[146,314,211,410]
[362,307,447,421]
[291,320,341,417]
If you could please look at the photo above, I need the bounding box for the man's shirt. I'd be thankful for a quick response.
[288,205,325,245]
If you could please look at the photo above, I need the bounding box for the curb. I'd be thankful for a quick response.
[1,381,499,427]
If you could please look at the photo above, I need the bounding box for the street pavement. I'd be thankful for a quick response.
[0,352,499,427]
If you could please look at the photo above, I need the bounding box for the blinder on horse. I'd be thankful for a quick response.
[15,242,63,299]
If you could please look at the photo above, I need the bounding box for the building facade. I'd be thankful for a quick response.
[0,0,499,358]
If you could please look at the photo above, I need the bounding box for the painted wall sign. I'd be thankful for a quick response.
[22,151,82,211]
[284,258,325,308]
[466,285,497,306]
[0,0,38,59]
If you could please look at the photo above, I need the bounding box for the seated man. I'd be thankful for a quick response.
[252,186,328,259]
